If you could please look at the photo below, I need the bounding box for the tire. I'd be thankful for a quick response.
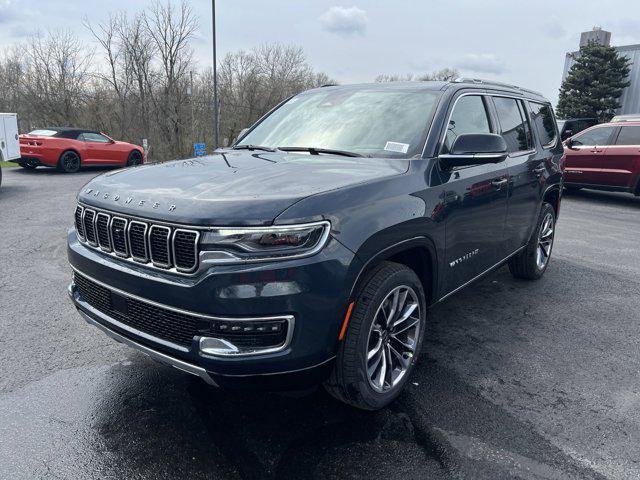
[126,150,143,167]
[508,203,556,280]
[57,150,81,173]
[324,261,427,410]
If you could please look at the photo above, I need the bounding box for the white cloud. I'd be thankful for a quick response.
[319,6,368,37]
[455,53,507,75]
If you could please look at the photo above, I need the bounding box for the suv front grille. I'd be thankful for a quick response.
[74,204,200,273]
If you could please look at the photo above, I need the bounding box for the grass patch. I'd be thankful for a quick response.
[0,161,19,168]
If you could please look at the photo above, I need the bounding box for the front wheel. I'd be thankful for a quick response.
[58,150,81,173]
[508,202,556,280]
[127,150,143,167]
[324,262,426,410]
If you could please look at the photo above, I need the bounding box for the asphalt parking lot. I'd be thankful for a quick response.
[1,166,639,480]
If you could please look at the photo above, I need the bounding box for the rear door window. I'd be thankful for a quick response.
[572,126,617,146]
[492,97,532,153]
[614,126,640,145]
[441,95,492,154]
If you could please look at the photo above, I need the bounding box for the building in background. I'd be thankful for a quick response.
[562,27,640,114]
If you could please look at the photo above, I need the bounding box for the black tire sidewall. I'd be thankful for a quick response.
[127,151,142,166]
[59,151,80,173]
[343,265,426,409]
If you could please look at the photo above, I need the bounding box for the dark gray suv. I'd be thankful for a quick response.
[68,79,563,409]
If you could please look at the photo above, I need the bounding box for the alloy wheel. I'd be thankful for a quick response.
[536,212,554,270]
[366,285,421,393]
[63,152,80,172]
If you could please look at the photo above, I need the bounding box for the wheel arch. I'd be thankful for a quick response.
[349,237,438,307]
[543,184,562,217]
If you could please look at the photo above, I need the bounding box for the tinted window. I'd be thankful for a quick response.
[441,95,491,154]
[572,126,616,146]
[493,97,531,153]
[615,126,640,145]
[81,133,110,143]
[529,102,557,147]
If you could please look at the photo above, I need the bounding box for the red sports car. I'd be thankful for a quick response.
[18,127,144,173]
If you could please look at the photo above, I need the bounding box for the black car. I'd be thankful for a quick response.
[557,117,598,140]
[68,79,563,410]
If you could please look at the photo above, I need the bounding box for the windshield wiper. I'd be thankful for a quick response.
[232,144,277,152]
[278,146,364,157]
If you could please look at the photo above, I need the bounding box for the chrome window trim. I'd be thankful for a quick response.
[95,212,112,252]
[172,229,200,273]
[109,216,130,258]
[127,220,149,263]
[149,224,172,269]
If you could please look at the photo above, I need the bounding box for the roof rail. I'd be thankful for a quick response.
[451,77,543,98]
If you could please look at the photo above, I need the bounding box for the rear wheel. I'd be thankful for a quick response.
[58,150,81,173]
[324,262,426,410]
[127,150,143,167]
[508,203,556,280]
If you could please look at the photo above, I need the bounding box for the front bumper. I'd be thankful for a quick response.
[67,229,360,386]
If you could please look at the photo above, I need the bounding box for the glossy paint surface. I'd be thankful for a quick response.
[68,81,564,381]
[19,134,143,167]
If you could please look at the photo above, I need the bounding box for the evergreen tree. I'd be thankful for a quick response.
[557,40,631,122]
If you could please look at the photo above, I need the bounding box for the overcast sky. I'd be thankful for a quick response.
[2,0,640,105]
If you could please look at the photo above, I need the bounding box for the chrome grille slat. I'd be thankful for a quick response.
[75,206,85,240]
[74,204,199,275]
[96,213,112,252]
[128,221,148,262]
[149,225,171,268]
[83,209,97,246]
[110,217,129,257]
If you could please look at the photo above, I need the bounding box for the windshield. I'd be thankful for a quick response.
[237,86,441,158]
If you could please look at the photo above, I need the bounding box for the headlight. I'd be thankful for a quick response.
[200,221,331,264]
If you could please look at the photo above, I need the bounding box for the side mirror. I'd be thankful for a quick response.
[237,128,249,140]
[565,137,578,150]
[439,133,508,169]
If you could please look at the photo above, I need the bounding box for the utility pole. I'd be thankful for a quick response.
[211,0,219,149]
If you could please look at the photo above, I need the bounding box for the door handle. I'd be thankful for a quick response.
[491,178,508,188]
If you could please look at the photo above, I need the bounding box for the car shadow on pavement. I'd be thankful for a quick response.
[9,166,117,176]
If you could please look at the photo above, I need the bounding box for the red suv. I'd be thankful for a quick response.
[564,121,640,195]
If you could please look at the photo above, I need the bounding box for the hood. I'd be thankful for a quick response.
[78,150,409,226]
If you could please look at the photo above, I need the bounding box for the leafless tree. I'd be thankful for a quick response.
[375,68,459,83]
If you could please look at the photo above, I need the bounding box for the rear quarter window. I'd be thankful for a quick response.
[615,126,640,145]
[529,102,557,147]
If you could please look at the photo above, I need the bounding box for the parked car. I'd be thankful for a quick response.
[67,79,563,410]
[18,127,144,173]
[0,112,20,188]
[611,114,640,123]
[564,121,640,195]
[557,117,598,141]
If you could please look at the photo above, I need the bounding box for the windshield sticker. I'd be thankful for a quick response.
[384,141,410,154]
